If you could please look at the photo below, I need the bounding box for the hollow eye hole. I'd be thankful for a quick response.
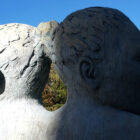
[0,71,5,95]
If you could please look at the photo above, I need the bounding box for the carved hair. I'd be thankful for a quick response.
[53,7,138,71]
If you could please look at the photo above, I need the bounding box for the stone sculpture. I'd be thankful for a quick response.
[46,7,140,140]
[1,7,140,140]
[0,23,52,140]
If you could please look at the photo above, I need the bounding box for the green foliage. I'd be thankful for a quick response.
[42,64,67,111]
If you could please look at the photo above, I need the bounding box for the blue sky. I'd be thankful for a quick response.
[0,0,139,29]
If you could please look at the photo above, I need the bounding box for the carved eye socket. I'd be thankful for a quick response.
[0,71,5,95]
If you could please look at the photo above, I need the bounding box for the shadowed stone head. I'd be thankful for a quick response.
[0,23,51,102]
[52,7,140,114]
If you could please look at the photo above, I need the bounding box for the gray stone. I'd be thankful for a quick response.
[0,23,51,140]
[1,8,140,140]
[46,7,140,140]
[0,23,51,102]
[38,21,59,59]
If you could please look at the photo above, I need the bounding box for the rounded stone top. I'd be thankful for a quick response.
[0,23,51,101]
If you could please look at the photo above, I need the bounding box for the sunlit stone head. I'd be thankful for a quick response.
[0,23,51,102]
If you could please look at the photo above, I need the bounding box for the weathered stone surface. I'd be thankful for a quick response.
[1,8,140,140]
[0,23,51,101]
[46,7,140,140]
[38,21,59,59]
[38,21,59,41]
[0,23,51,140]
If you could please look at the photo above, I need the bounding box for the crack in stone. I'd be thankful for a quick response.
[22,40,32,47]
[0,48,6,53]
[0,62,9,69]
[20,50,35,76]
[10,36,20,43]
[10,57,18,61]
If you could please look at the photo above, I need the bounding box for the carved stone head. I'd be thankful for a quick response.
[52,7,140,114]
[0,23,51,102]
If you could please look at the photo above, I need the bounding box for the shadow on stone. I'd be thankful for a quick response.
[0,71,5,94]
